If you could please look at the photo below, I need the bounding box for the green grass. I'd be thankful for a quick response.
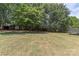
[0,31,79,55]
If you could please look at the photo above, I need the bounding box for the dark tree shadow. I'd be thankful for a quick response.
[69,34,79,36]
[0,31,48,35]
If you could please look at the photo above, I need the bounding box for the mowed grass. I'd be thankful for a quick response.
[0,31,79,55]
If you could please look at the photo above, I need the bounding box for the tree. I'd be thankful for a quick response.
[40,3,70,32]
[0,4,17,25]
[69,16,79,28]
[13,4,45,30]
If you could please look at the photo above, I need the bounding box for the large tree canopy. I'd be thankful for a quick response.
[12,4,45,30]
[41,4,70,32]
[0,3,70,32]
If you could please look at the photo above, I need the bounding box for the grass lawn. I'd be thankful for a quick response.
[0,31,79,56]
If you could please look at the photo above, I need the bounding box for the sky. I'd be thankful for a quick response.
[65,3,79,18]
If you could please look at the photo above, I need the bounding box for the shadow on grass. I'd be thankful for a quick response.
[0,31,48,35]
[69,34,79,36]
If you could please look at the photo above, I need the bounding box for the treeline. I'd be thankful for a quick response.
[0,3,76,32]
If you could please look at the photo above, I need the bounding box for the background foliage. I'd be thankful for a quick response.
[0,3,78,32]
